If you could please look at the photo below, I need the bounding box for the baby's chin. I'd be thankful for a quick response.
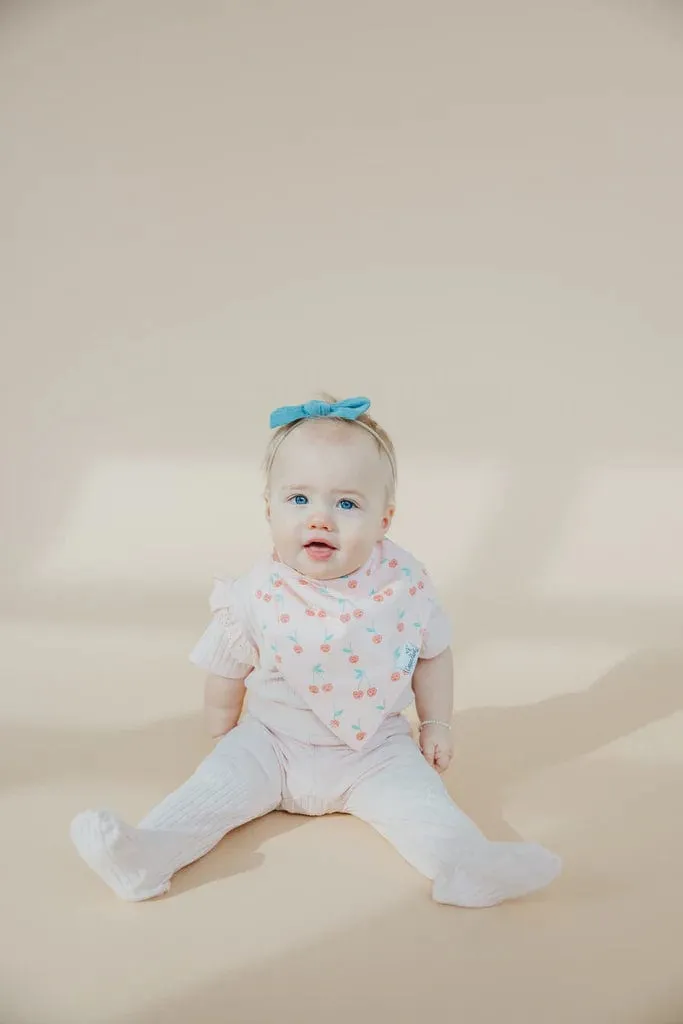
[300,550,353,581]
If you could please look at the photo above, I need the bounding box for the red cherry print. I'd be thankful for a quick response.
[331,719,340,728]
[340,613,351,623]
[263,593,272,602]
[353,609,364,619]
[373,594,384,603]
[417,580,424,590]
[409,586,417,596]
[367,687,377,698]
[317,610,327,618]
[309,685,320,694]
[255,590,262,599]
[322,683,334,693]
[348,579,358,589]
[320,644,331,653]
[275,655,282,664]
[389,559,398,568]
[353,689,364,700]
[384,588,393,597]
[349,654,359,664]
[391,672,401,681]
[299,579,309,586]
[293,644,303,654]
[372,634,383,645]
[306,609,316,617]
[280,613,290,623]
[397,622,405,632]
[273,579,283,588]
[356,731,367,742]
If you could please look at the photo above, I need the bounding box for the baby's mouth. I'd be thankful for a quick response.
[304,540,337,560]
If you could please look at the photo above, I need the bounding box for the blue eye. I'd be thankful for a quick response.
[290,494,308,505]
[338,498,358,510]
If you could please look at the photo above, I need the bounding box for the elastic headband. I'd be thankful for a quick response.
[267,396,396,484]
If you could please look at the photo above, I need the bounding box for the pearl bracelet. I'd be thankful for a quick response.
[418,719,452,731]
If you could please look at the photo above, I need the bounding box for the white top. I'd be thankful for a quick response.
[190,538,451,747]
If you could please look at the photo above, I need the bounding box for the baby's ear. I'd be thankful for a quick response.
[381,505,395,534]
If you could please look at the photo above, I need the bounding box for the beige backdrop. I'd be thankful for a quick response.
[2,2,683,1023]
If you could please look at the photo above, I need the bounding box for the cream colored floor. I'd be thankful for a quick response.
[3,2,683,1022]
[3,612,683,1024]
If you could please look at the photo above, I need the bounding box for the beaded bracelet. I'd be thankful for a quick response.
[418,719,452,731]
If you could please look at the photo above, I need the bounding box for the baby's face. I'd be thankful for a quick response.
[266,421,395,580]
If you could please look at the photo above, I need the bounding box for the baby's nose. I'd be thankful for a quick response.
[307,507,332,530]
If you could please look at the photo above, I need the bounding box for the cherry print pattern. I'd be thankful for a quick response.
[205,540,446,750]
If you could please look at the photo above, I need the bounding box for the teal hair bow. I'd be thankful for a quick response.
[269,396,371,429]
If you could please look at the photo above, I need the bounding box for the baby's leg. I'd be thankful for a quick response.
[344,734,561,908]
[70,717,282,901]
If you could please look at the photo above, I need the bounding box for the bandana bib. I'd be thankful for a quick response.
[247,540,440,748]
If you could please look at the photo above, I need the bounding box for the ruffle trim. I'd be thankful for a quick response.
[189,577,256,676]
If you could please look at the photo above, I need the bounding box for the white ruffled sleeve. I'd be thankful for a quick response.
[189,578,258,678]
[420,601,452,658]
[419,571,452,659]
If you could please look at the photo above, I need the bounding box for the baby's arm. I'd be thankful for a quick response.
[204,673,248,740]
[412,647,454,773]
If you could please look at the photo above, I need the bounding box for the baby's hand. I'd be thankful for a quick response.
[419,723,453,774]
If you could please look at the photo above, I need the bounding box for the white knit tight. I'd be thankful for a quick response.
[71,717,561,906]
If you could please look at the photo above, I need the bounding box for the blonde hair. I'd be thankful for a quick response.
[264,393,397,498]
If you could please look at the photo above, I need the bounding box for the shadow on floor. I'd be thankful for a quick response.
[2,646,681,895]
[95,751,683,1024]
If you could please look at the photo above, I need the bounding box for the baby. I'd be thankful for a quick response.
[70,395,561,907]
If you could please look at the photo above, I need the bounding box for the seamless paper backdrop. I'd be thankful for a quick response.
[1,2,682,1023]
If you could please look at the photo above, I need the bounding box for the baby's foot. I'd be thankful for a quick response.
[70,809,171,902]
[432,840,562,908]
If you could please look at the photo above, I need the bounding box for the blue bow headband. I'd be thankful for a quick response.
[268,395,396,483]
[270,396,371,429]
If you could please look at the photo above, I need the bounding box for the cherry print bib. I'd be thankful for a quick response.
[248,540,439,748]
